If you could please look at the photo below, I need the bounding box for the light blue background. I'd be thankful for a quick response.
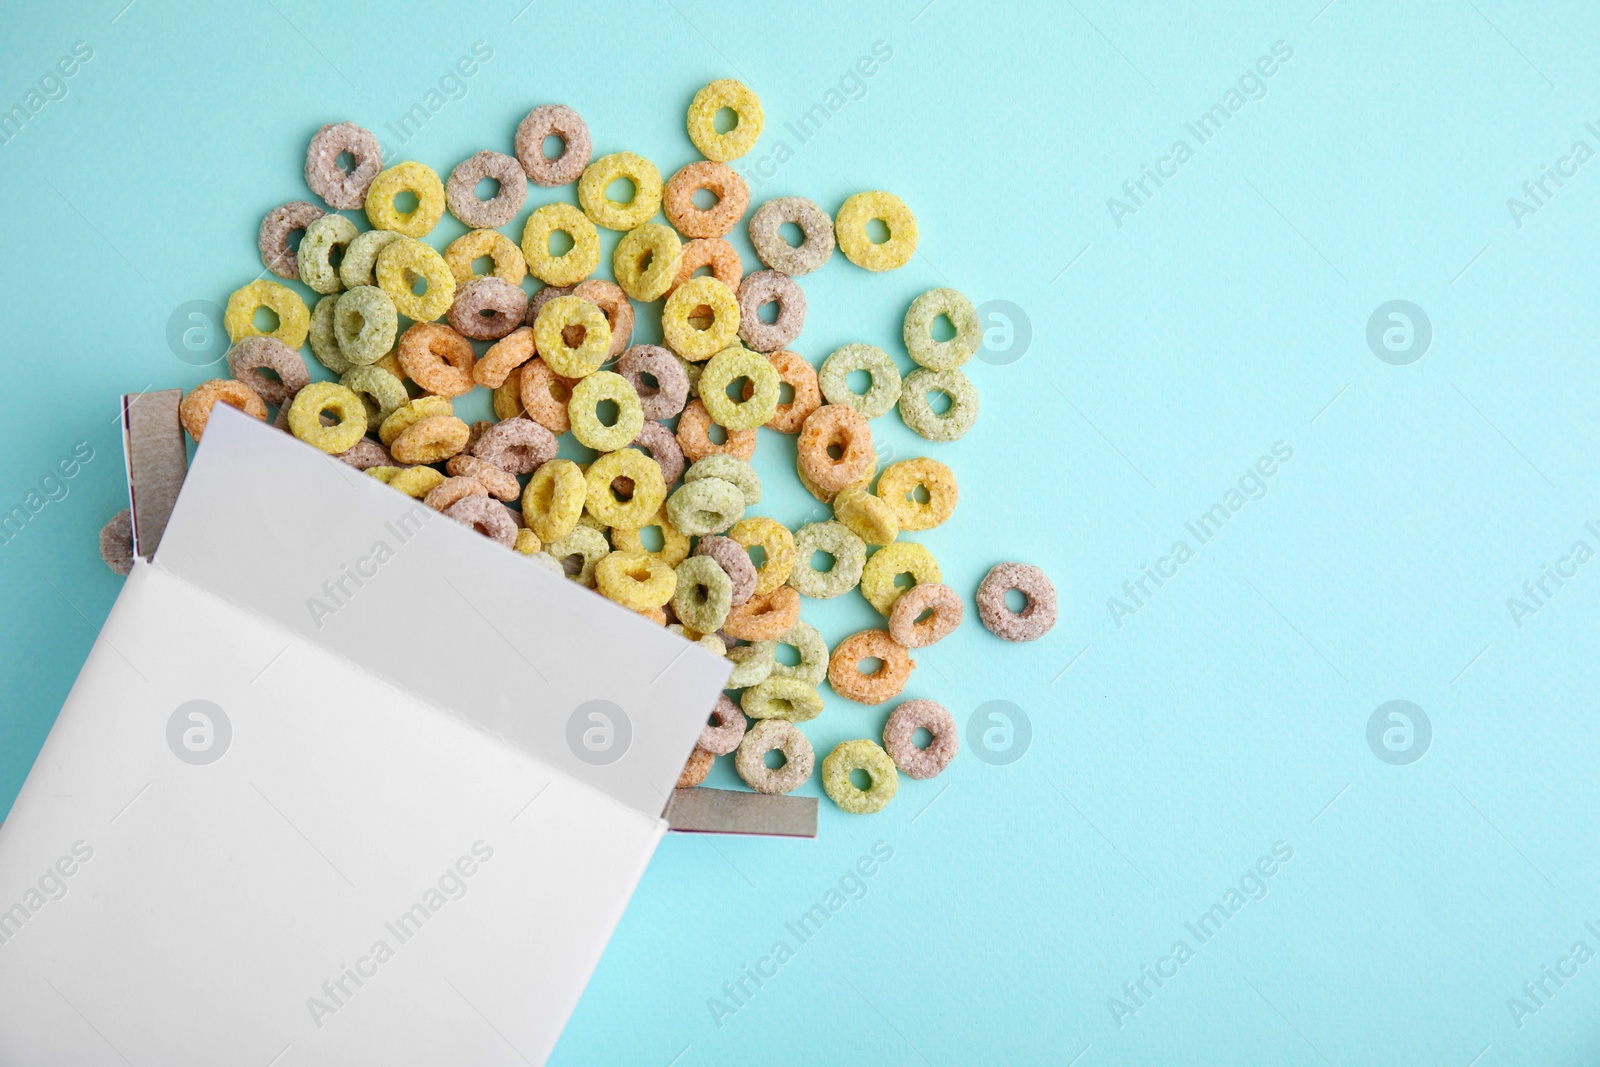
[3,1,1599,1063]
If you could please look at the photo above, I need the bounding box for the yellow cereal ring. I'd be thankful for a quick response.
[613,223,682,302]
[596,550,678,611]
[585,448,666,530]
[444,229,528,285]
[610,506,691,566]
[533,294,611,378]
[859,541,941,616]
[875,458,958,531]
[514,528,543,555]
[224,280,310,348]
[365,161,446,237]
[699,345,780,431]
[522,458,586,542]
[287,382,369,454]
[833,486,900,546]
[365,466,403,485]
[687,79,763,162]
[493,375,526,421]
[729,516,795,596]
[389,414,470,464]
[569,371,644,452]
[379,395,453,446]
[179,379,267,442]
[662,276,740,361]
[376,238,456,322]
[520,202,601,286]
[578,151,662,230]
[388,465,446,499]
[836,191,917,272]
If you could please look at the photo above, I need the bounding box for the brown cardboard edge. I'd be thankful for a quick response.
[122,390,186,560]
[664,787,818,838]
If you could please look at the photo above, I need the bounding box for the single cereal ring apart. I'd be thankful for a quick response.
[737,270,806,353]
[597,550,678,611]
[666,477,745,538]
[180,379,267,441]
[258,201,325,279]
[819,344,902,419]
[796,404,876,496]
[822,740,899,814]
[742,677,823,722]
[365,161,446,237]
[876,457,958,531]
[904,287,981,371]
[340,229,404,290]
[473,416,558,475]
[687,79,763,162]
[514,104,592,186]
[474,326,536,389]
[671,554,734,634]
[448,276,528,341]
[586,448,666,529]
[572,279,634,360]
[226,337,309,408]
[424,475,489,513]
[306,122,383,209]
[375,238,456,322]
[789,521,867,599]
[887,582,964,648]
[522,458,586,542]
[445,229,527,286]
[446,150,528,228]
[545,523,610,586]
[827,629,915,705]
[287,382,367,454]
[619,344,689,421]
[662,276,741,361]
[899,367,980,442]
[676,398,756,462]
[390,413,471,464]
[446,494,518,548]
[772,620,828,687]
[748,196,834,275]
[299,213,358,294]
[630,419,686,486]
[860,540,941,616]
[833,487,899,546]
[613,223,682,302]
[699,346,780,432]
[519,358,577,434]
[677,746,717,789]
[340,365,407,432]
[664,161,750,238]
[569,371,645,452]
[736,720,812,795]
[611,505,690,565]
[977,562,1058,642]
[333,285,399,366]
[521,203,600,287]
[757,349,821,434]
[669,237,743,294]
[700,694,746,756]
[693,534,757,606]
[225,280,310,348]
[729,517,796,597]
[722,586,800,642]
[726,640,777,688]
[836,190,917,272]
[99,508,134,575]
[446,454,520,502]
[578,151,663,231]
[534,295,611,378]
[379,395,452,446]
[398,323,476,397]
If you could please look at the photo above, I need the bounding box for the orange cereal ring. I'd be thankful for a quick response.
[390,413,471,464]
[722,586,800,642]
[826,629,915,705]
[886,581,964,648]
[397,323,477,397]
[675,398,756,463]
[677,746,716,789]
[751,349,819,433]
[796,403,876,497]
[179,379,267,442]
[445,455,520,502]
[668,238,743,295]
[473,326,536,389]
[423,475,489,513]
[663,161,750,239]
[379,395,452,446]
[518,358,577,434]
[572,279,634,360]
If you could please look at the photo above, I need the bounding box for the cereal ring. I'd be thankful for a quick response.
[610,506,690,566]
[977,562,1058,642]
[741,677,823,723]
[772,620,827,687]
[397,323,476,397]
[669,237,743,294]
[375,238,456,322]
[473,416,558,475]
[748,196,834,275]
[545,524,610,586]
[379,395,452,446]
[737,270,806,353]
[333,285,399,366]
[819,344,902,419]
[586,448,666,529]
[306,295,350,374]
[306,122,383,209]
[693,534,757,606]
[287,382,367,454]
[722,586,800,642]
[514,104,592,186]
[339,228,404,289]
[445,150,528,228]
[675,399,756,462]
[683,454,760,506]
[666,477,745,538]
[728,517,796,600]
[465,419,493,454]
[224,280,310,348]
[725,640,777,688]
[796,404,876,497]
[365,161,446,237]
[736,719,812,794]
[492,377,526,421]
[446,454,520,502]
[180,379,266,442]
[518,358,577,434]
[833,487,899,546]
[613,223,682,302]
[258,201,325,279]
[298,213,358,294]
[514,528,544,555]
[522,458,586,542]
[447,276,529,341]
[572,279,634,360]
[678,352,705,398]
[630,419,685,485]
[339,432,396,468]
[226,337,308,408]
[662,276,740,361]
[99,508,134,576]
[687,79,763,162]
[388,466,446,498]
[568,371,645,453]
[876,458,958,531]
[340,364,407,432]
[822,740,899,814]
[446,495,518,548]
[677,746,716,789]
[474,326,536,389]
[904,288,980,371]
[700,695,746,756]
[424,476,489,514]
[860,541,941,616]
[534,295,611,378]
[749,349,819,434]
[444,229,527,286]
[671,555,734,634]
[797,446,874,505]
[827,629,914,705]
[663,161,750,238]
[887,582,964,648]
[789,521,867,599]
[597,550,678,611]
[618,344,689,421]
[836,190,917,272]
[578,151,663,231]
[520,203,600,286]
[390,413,470,464]
[699,345,780,432]
[899,367,980,441]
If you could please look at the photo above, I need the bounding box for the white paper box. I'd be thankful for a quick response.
[0,405,731,1065]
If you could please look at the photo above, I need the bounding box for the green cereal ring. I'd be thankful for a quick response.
[534,295,611,378]
[613,222,682,302]
[683,453,760,506]
[333,285,398,366]
[833,486,899,546]
[340,365,407,432]
[340,228,404,289]
[523,458,586,542]
[687,79,763,163]
[835,190,917,272]
[860,540,941,616]
[365,161,446,237]
[585,448,665,530]
[445,229,527,286]
[578,151,663,231]
[288,382,368,454]
[375,238,456,322]
[677,352,704,397]
[308,295,352,373]
[298,214,358,294]
[224,280,310,348]
[568,371,644,452]
[903,287,980,371]
[819,344,902,419]
[772,620,828,687]
[789,520,867,599]
[666,477,745,537]
[662,277,740,362]
[698,345,780,431]
[822,739,899,814]
[741,677,823,723]
[544,524,610,587]
[671,555,734,634]
[736,719,813,794]
[725,640,777,688]
[899,367,980,442]
[520,203,600,286]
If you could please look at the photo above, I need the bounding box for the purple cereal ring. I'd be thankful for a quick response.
[631,419,685,486]
[258,201,326,279]
[446,150,529,228]
[524,283,574,327]
[226,336,310,408]
[693,534,757,606]
[336,436,392,470]
[446,494,518,548]
[514,104,593,187]
[618,344,690,421]
[737,270,806,353]
[882,698,959,780]
[699,694,746,755]
[99,509,134,576]
[305,122,383,210]
[976,562,1057,642]
[887,582,964,648]
[471,416,557,475]
[748,196,834,276]
[447,276,529,341]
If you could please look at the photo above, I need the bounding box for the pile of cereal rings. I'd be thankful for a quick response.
[100,79,1058,817]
